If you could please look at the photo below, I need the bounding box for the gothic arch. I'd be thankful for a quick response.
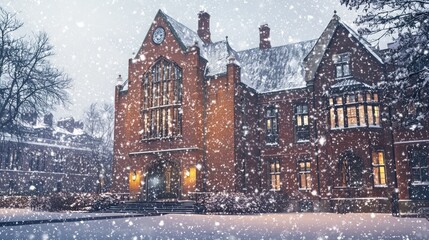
[145,159,181,201]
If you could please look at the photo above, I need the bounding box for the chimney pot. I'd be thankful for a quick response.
[259,24,271,50]
[198,11,211,44]
[116,74,123,86]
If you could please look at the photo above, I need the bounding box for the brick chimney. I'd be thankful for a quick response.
[198,11,211,44]
[259,24,271,49]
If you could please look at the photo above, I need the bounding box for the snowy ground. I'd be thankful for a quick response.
[0,209,428,239]
[0,208,137,223]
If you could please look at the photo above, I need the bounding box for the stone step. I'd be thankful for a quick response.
[102,201,196,214]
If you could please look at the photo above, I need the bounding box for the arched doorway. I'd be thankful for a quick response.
[146,160,180,201]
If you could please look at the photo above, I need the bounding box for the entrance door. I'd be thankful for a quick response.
[146,160,180,201]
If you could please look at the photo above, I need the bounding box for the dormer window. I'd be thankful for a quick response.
[334,53,351,78]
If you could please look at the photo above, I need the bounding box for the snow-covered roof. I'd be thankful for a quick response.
[236,40,317,93]
[330,78,374,94]
[158,10,318,93]
[161,11,204,51]
[156,11,381,94]
[339,20,384,64]
[160,11,239,77]
[203,40,238,77]
[304,15,384,83]
[120,79,129,92]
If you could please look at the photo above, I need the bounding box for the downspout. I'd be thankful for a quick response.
[202,67,208,193]
[311,82,322,201]
[385,63,398,191]
[389,106,398,190]
[256,93,262,190]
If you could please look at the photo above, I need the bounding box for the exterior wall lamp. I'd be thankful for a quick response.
[132,170,137,181]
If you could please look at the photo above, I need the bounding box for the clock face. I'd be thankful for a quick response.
[152,27,165,45]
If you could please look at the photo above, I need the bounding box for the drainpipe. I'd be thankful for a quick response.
[202,70,208,193]
[311,83,322,205]
[389,105,398,190]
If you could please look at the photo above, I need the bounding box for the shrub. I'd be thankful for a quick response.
[0,196,31,208]
[259,190,289,213]
[198,191,289,214]
[91,193,121,211]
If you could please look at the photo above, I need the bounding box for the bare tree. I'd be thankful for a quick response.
[341,0,429,125]
[83,102,114,150]
[83,102,114,192]
[0,7,71,133]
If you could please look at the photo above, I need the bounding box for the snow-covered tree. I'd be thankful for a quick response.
[341,0,429,125]
[83,102,114,192]
[83,103,114,149]
[0,7,71,133]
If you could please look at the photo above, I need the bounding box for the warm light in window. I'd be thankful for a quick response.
[132,170,137,181]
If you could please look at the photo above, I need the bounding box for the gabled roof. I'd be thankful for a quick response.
[158,10,205,51]
[237,40,317,93]
[340,20,384,64]
[304,14,384,83]
[157,10,240,77]
[203,40,238,77]
[150,11,382,94]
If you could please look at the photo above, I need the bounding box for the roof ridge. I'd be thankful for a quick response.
[338,19,384,64]
[237,39,318,53]
[161,10,199,36]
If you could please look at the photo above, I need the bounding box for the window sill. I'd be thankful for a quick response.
[299,188,312,191]
[330,125,382,130]
[374,184,388,188]
[333,186,359,190]
[334,76,353,81]
[265,142,279,147]
[296,140,310,144]
[141,135,183,142]
[411,182,429,186]
[269,189,281,192]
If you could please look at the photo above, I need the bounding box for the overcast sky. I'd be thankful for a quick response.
[0,0,364,120]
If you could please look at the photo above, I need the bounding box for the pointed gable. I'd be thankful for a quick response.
[159,10,205,51]
[304,14,384,83]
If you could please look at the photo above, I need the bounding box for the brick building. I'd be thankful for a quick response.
[113,10,428,212]
[0,115,101,195]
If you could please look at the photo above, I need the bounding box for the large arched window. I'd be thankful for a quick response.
[142,59,182,139]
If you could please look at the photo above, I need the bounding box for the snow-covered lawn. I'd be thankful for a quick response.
[0,209,428,239]
[0,208,136,223]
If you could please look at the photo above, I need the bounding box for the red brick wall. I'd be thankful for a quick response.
[113,14,207,194]
[311,25,393,199]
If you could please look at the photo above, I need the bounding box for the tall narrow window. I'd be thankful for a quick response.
[265,106,278,144]
[334,53,351,78]
[295,104,309,142]
[410,150,429,184]
[142,59,182,139]
[346,95,357,127]
[269,159,281,191]
[372,151,387,186]
[298,160,312,189]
